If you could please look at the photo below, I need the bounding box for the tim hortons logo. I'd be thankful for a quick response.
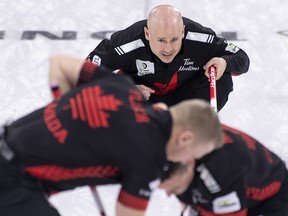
[0,30,246,41]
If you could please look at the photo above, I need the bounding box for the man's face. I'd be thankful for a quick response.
[144,25,184,64]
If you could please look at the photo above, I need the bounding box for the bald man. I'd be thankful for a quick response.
[86,4,250,111]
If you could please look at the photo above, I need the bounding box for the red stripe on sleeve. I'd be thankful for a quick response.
[77,61,98,85]
[118,189,148,211]
[25,165,120,181]
[246,181,281,200]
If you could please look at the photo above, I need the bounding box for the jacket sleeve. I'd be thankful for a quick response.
[176,151,249,216]
[183,17,250,76]
[215,37,250,76]
[86,38,123,71]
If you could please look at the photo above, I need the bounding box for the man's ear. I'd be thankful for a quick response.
[144,27,149,40]
[181,25,185,39]
[178,130,194,146]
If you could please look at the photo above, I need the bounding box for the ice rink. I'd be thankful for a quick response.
[1,0,288,215]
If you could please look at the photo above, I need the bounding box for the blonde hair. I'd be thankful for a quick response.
[170,99,223,149]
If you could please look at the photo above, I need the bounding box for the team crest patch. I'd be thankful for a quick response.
[136,59,155,76]
[212,191,241,214]
[225,43,240,53]
[92,55,101,65]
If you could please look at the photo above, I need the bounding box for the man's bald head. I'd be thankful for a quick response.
[147,5,183,31]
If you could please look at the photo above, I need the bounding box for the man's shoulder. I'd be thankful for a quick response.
[183,17,215,35]
[200,134,249,168]
[110,20,147,46]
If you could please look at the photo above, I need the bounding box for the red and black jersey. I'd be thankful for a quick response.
[178,124,288,216]
[86,18,249,97]
[4,61,172,211]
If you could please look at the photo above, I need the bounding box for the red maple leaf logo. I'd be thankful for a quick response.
[69,86,123,128]
[153,71,178,95]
